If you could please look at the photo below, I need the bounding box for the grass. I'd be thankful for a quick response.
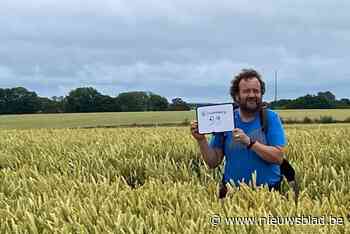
[0,109,350,129]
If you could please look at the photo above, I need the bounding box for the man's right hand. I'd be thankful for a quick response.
[190,120,224,169]
[190,120,206,142]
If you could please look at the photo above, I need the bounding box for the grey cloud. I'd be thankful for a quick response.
[0,0,350,102]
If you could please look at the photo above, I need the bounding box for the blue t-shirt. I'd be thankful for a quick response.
[209,109,286,187]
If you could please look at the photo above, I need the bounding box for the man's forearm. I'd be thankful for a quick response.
[250,141,283,165]
[197,139,222,169]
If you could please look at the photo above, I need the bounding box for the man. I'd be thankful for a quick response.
[190,68,286,193]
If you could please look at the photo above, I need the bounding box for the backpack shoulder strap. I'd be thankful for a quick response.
[259,104,269,134]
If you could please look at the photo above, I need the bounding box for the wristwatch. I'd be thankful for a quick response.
[247,138,256,149]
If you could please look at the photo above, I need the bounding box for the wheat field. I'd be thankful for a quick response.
[0,124,349,233]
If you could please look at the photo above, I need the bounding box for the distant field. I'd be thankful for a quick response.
[0,112,194,129]
[277,109,350,121]
[0,109,349,129]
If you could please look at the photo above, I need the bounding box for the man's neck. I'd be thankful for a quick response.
[239,108,257,122]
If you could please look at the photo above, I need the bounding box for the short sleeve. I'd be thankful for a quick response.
[266,111,286,147]
[208,132,225,149]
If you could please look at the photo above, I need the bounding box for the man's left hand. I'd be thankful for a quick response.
[232,128,250,146]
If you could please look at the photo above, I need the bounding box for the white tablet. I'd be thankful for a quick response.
[196,103,235,134]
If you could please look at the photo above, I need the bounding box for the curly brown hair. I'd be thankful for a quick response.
[230,68,265,102]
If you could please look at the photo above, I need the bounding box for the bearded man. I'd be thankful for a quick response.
[190,69,287,194]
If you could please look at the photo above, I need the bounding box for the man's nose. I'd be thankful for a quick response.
[247,91,256,97]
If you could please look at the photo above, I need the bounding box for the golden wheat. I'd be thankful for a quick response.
[0,125,349,233]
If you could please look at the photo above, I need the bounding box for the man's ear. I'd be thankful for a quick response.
[235,95,240,102]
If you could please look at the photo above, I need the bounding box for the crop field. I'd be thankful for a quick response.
[0,109,350,129]
[0,124,349,233]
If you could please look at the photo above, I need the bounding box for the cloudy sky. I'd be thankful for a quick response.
[1,0,350,103]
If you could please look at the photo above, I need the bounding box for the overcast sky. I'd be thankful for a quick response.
[1,0,350,103]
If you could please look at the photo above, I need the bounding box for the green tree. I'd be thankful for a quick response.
[64,87,103,113]
[317,91,336,102]
[95,95,118,112]
[168,97,191,111]
[0,87,40,114]
[38,97,64,113]
[286,94,335,109]
[270,99,292,109]
[115,91,149,112]
[148,93,169,111]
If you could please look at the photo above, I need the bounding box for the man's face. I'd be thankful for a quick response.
[235,77,262,113]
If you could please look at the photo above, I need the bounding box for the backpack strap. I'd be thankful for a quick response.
[259,104,269,134]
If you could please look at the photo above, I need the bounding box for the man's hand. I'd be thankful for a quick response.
[190,120,224,169]
[232,128,250,146]
[190,121,206,142]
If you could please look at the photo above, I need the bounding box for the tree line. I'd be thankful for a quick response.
[0,87,349,114]
[0,87,191,114]
[270,91,350,109]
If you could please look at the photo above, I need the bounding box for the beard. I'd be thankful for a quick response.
[238,97,262,114]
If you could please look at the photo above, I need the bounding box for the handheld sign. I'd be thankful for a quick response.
[196,103,235,134]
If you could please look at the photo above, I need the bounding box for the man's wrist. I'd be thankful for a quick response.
[243,137,251,146]
[247,138,256,149]
[197,138,207,144]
